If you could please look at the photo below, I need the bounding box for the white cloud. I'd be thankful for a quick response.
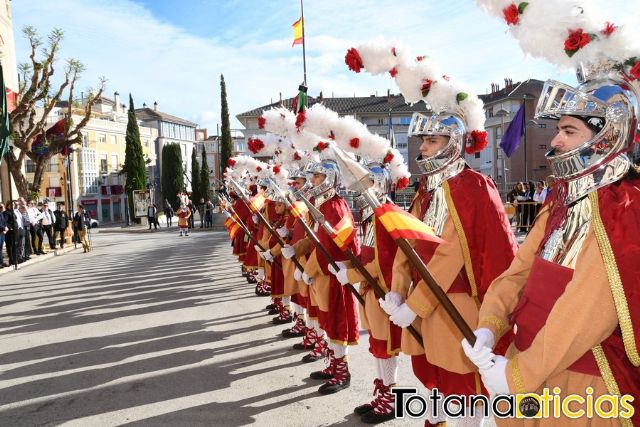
[11,0,639,133]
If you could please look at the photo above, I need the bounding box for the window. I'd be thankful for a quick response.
[100,154,108,173]
[25,159,35,173]
[82,133,89,147]
[98,134,106,144]
[487,109,494,118]
[143,139,149,147]
[398,116,412,125]
[111,135,117,145]
[111,154,119,171]
[377,118,384,125]
[81,172,98,194]
[81,149,97,172]
[474,152,481,159]
[48,157,59,172]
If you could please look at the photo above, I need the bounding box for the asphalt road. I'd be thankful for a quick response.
[0,228,428,426]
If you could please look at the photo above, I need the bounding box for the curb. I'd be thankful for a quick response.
[0,245,79,275]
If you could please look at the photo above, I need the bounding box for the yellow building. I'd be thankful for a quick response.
[26,93,158,223]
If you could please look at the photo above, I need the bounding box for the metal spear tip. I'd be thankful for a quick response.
[326,143,372,193]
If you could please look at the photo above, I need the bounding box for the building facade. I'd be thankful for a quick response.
[25,93,158,223]
[135,103,197,205]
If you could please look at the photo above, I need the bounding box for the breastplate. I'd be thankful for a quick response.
[539,195,592,268]
[422,185,449,237]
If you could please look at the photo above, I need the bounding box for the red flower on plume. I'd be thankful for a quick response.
[421,79,433,97]
[416,56,425,62]
[396,176,409,190]
[273,165,281,175]
[503,3,519,25]
[465,130,488,154]
[258,116,266,129]
[227,158,236,167]
[629,61,640,81]
[383,151,394,164]
[256,166,262,172]
[389,67,398,78]
[349,137,360,148]
[247,138,265,154]
[601,22,616,36]
[314,141,329,152]
[345,48,364,73]
[295,110,306,129]
[293,152,301,161]
[564,28,595,57]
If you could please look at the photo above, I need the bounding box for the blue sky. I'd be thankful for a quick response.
[11,0,638,133]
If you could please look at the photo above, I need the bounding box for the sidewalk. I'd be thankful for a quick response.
[0,244,79,275]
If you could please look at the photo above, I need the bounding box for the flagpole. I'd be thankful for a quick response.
[300,0,307,86]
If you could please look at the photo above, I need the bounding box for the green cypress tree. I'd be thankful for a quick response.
[124,94,147,222]
[220,74,233,177]
[190,145,201,203]
[200,144,211,201]
[161,143,184,208]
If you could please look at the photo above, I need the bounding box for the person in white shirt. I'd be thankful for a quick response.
[40,201,55,251]
[27,199,44,255]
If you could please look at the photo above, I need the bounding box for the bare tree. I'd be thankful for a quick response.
[6,26,105,197]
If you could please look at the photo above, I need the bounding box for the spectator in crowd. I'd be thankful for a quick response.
[152,204,161,229]
[204,200,214,228]
[0,202,8,268]
[54,202,69,248]
[532,180,548,216]
[147,202,158,230]
[6,200,27,264]
[73,205,91,253]
[27,199,44,255]
[199,198,206,228]
[40,201,55,251]
[19,201,31,259]
[187,199,195,229]
[164,204,174,228]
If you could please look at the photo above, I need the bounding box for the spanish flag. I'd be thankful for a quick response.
[249,193,266,212]
[328,215,356,251]
[374,203,443,244]
[292,17,303,47]
[289,201,308,219]
[224,217,241,241]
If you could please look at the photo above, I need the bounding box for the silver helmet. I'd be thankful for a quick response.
[306,159,340,198]
[408,111,466,175]
[288,168,307,180]
[354,162,392,209]
[535,64,639,201]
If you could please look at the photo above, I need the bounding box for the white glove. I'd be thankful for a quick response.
[378,291,403,316]
[276,227,290,238]
[294,268,303,282]
[255,268,265,280]
[281,244,295,260]
[327,262,349,285]
[389,303,417,328]
[302,272,313,285]
[479,355,510,395]
[461,328,497,370]
[252,214,258,223]
[260,250,274,262]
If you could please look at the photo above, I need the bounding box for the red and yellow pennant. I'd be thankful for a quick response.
[249,193,266,212]
[292,17,303,47]
[228,222,241,240]
[328,215,356,251]
[374,203,444,244]
[289,201,308,219]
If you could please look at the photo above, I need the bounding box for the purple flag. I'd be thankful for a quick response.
[500,103,525,158]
